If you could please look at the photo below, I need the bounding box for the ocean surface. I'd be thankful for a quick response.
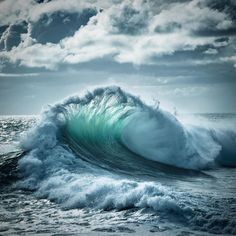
[0,87,236,235]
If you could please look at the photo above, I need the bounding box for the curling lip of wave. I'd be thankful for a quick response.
[21,86,236,171]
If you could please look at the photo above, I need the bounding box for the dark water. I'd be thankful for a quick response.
[0,87,236,236]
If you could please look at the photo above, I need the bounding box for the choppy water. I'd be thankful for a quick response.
[0,87,236,235]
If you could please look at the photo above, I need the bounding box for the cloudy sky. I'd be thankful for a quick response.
[0,0,235,114]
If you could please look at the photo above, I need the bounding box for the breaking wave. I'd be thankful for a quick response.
[12,86,236,234]
[20,86,236,171]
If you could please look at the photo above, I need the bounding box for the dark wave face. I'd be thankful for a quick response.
[3,86,235,235]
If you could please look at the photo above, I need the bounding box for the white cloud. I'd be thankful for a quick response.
[0,0,34,25]
[0,0,119,25]
[220,55,236,62]
[204,48,218,55]
[28,0,95,22]
[149,0,233,34]
[2,41,65,69]
[220,56,236,68]
[0,72,39,77]
[0,0,86,25]
[0,0,235,69]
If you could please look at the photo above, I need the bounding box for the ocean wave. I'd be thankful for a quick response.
[10,86,236,234]
[20,86,236,171]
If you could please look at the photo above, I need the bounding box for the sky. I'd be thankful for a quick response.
[0,0,236,115]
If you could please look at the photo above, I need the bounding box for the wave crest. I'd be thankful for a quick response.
[20,86,236,171]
